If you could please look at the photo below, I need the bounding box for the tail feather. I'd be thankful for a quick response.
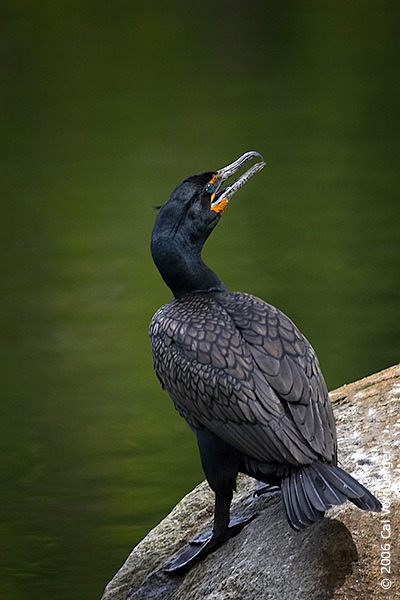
[301,467,330,512]
[282,461,382,530]
[309,464,348,505]
[282,470,325,529]
[294,470,323,526]
[282,474,300,527]
[315,463,382,512]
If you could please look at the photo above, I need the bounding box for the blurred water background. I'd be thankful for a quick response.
[0,1,399,598]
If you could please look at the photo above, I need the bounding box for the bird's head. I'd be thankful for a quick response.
[151,151,265,297]
[152,151,266,249]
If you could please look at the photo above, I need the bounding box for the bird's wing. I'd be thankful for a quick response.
[217,292,337,461]
[149,291,336,467]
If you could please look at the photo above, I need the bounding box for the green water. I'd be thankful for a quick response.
[0,1,399,598]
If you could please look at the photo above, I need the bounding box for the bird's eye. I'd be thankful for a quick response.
[205,183,214,194]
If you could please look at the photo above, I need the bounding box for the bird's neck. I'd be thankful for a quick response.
[151,235,226,299]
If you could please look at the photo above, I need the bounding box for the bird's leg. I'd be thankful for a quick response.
[189,490,231,546]
[213,489,256,539]
[165,489,255,574]
[190,504,255,545]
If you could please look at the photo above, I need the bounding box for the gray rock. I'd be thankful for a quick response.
[101,364,400,600]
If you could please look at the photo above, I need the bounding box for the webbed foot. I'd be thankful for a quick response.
[165,513,256,574]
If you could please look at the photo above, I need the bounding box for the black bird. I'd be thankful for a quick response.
[149,151,381,572]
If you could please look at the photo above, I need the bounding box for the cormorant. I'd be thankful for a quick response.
[149,151,381,572]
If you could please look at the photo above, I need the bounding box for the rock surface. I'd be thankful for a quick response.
[101,364,400,600]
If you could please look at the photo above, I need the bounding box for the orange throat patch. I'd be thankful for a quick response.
[210,196,229,214]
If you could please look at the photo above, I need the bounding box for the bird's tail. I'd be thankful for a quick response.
[281,462,382,530]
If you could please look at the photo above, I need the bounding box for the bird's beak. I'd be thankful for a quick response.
[209,151,266,214]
